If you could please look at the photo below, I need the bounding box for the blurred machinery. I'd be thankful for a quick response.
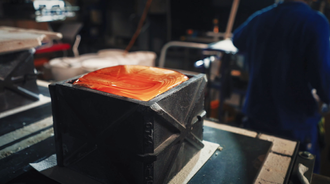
[1,0,79,22]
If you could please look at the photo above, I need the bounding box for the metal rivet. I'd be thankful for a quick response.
[299,151,314,160]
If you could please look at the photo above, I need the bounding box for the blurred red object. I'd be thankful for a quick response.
[35,43,71,54]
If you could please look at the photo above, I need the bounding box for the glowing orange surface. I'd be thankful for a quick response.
[73,65,189,101]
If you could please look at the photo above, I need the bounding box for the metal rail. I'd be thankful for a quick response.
[158,41,208,68]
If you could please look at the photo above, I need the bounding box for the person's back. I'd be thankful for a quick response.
[233,1,330,173]
[233,2,330,131]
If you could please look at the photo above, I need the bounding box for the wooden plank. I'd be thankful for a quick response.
[254,152,291,184]
[0,26,62,53]
[0,26,62,40]
[204,120,298,184]
[0,31,43,53]
[259,134,297,156]
[203,121,296,156]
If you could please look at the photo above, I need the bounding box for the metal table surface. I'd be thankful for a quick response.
[0,84,55,184]
[190,126,272,184]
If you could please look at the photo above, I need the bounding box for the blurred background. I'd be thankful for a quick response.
[1,0,330,180]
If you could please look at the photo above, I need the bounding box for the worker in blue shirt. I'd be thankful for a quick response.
[232,0,330,173]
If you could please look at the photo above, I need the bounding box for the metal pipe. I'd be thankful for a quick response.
[72,35,81,58]
[224,0,240,39]
[158,41,208,68]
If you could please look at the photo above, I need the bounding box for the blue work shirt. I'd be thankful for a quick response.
[232,2,330,131]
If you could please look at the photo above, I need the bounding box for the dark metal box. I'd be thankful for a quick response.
[49,73,207,184]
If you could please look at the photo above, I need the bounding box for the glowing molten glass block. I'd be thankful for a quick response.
[73,65,189,101]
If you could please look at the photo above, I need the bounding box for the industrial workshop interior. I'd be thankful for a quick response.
[2,0,330,183]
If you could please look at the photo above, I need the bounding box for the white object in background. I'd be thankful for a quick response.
[97,49,125,57]
[33,0,65,11]
[59,49,157,74]
[48,57,84,81]
[78,53,99,61]
[126,51,156,66]
[97,49,156,67]
[208,39,238,54]
[81,57,119,73]
[116,56,138,65]
[72,35,81,58]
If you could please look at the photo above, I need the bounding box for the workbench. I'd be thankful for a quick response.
[0,81,316,184]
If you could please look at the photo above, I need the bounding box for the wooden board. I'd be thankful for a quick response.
[254,153,291,184]
[259,133,297,156]
[0,26,62,54]
[203,121,298,184]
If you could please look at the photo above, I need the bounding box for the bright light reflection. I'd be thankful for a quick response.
[195,60,204,67]
[204,58,210,68]
[210,56,215,62]
[33,0,65,10]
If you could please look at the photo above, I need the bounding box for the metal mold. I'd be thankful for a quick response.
[49,73,207,184]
